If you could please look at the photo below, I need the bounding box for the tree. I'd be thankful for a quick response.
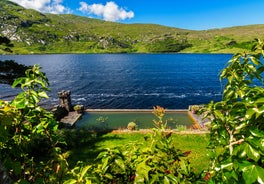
[0,36,29,84]
[0,60,30,84]
[204,39,264,183]
[0,36,14,53]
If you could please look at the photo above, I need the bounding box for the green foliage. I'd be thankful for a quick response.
[0,36,14,53]
[0,65,93,183]
[228,40,256,50]
[175,125,187,131]
[94,106,198,183]
[203,39,264,183]
[148,37,192,52]
[73,104,84,114]
[127,121,137,131]
[0,65,60,182]
[190,105,201,114]
[63,162,92,184]
[0,60,30,84]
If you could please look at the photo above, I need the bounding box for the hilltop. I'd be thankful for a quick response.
[1,0,264,54]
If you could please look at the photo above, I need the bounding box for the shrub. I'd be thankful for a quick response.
[148,37,192,53]
[0,60,30,84]
[190,105,201,114]
[0,65,92,183]
[94,106,198,183]
[176,125,187,131]
[203,39,264,183]
[127,121,137,131]
[73,104,84,114]
[0,65,65,182]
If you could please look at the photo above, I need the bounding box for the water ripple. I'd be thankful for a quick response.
[0,53,231,109]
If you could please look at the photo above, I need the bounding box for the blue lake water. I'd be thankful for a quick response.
[0,54,232,109]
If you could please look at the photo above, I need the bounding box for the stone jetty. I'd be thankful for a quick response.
[52,90,83,127]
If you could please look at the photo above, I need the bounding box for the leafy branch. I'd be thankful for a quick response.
[204,39,264,183]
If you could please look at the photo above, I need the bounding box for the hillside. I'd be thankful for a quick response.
[1,0,264,54]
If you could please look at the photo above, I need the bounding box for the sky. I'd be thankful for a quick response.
[9,0,264,30]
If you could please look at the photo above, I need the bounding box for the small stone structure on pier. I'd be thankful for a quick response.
[52,90,83,127]
[58,90,73,112]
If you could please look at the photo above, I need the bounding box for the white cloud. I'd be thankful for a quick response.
[10,0,70,14]
[79,1,134,22]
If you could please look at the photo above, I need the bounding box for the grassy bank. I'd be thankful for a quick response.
[61,130,210,174]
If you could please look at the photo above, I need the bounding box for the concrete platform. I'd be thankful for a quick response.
[60,111,82,127]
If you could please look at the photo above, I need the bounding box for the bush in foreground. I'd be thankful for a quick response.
[203,39,264,183]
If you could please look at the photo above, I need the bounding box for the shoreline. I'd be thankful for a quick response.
[85,109,188,112]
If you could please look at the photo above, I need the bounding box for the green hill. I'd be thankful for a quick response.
[1,0,264,54]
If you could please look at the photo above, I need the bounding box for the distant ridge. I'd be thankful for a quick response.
[1,0,264,54]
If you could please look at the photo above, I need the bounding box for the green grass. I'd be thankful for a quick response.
[60,129,210,174]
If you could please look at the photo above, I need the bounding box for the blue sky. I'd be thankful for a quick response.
[10,0,264,30]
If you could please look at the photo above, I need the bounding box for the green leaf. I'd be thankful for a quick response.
[21,78,32,89]
[163,176,170,184]
[253,106,264,119]
[38,91,49,99]
[180,160,188,174]
[246,108,255,119]
[237,89,245,98]
[255,97,264,104]
[149,174,159,184]
[12,77,25,88]
[63,179,77,184]
[249,56,260,65]
[80,165,91,180]
[12,98,26,109]
[225,170,238,182]
[224,89,235,100]
[104,173,113,179]
[35,79,46,87]
[115,158,126,171]
[250,129,264,138]
[101,157,109,173]
[220,161,233,171]
[240,162,264,184]
[135,162,152,183]
[257,65,264,75]
[34,124,45,134]
[234,122,247,133]
[244,142,260,162]
[96,151,108,159]
[166,174,178,183]
[31,91,40,104]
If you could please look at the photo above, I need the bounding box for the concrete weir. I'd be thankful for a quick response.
[60,111,82,127]
[85,109,187,112]
[54,90,206,129]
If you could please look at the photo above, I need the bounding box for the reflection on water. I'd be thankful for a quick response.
[0,54,231,109]
[76,111,193,130]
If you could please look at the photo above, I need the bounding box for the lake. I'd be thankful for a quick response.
[0,54,231,109]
